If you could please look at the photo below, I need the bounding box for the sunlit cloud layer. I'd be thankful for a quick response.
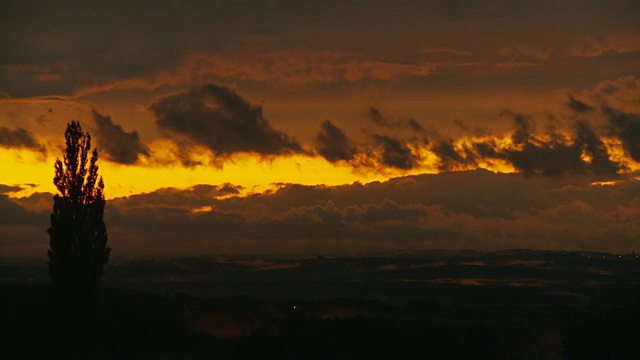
[2,170,639,257]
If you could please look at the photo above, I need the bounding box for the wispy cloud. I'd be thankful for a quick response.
[367,107,424,133]
[419,48,474,56]
[0,95,71,105]
[0,126,46,154]
[74,49,438,96]
[498,46,553,61]
[568,33,640,57]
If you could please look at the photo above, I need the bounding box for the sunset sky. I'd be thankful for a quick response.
[1,1,639,257]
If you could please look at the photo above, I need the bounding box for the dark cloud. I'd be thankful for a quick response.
[0,126,45,153]
[566,94,594,113]
[0,3,264,97]
[371,134,420,170]
[425,112,620,176]
[367,107,424,132]
[149,84,304,160]
[573,121,620,174]
[507,132,583,177]
[504,114,619,176]
[117,183,244,211]
[93,109,149,164]
[190,183,243,197]
[431,140,477,171]
[321,106,622,176]
[508,141,568,177]
[316,120,356,162]
[368,107,386,126]
[472,140,504,159]
[602,106,640,162]
[315,117,422,171]
[0,185,22,194]
[509,111,533,145]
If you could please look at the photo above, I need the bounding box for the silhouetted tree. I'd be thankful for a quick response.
[47,120,110,293]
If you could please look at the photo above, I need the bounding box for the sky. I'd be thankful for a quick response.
[1,0,639,258]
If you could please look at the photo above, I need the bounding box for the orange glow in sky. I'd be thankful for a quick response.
[3,131,637,200]
[1,148,407,199]
[1,2,640,257]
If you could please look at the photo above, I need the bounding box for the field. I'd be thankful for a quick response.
[3,250,640,359]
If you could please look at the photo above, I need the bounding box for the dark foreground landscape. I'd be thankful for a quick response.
[3,250,640,359]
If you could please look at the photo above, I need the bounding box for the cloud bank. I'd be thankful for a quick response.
[2,170,638,257]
